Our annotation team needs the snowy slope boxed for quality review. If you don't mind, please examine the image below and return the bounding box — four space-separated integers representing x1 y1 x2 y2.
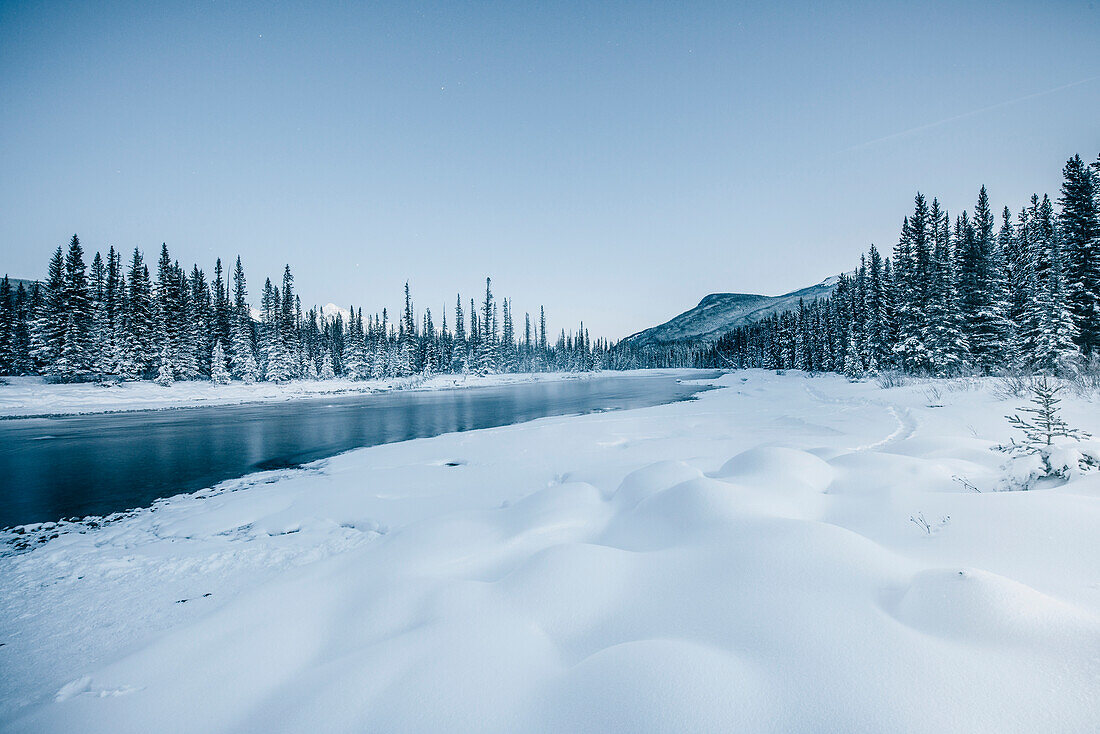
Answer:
2 371 1099 733
625 276 840 346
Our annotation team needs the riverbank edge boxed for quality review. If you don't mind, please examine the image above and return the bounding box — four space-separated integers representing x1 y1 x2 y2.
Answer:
0 369 707 420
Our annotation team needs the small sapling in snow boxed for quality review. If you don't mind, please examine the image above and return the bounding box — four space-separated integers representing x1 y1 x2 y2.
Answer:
997 376 1098 489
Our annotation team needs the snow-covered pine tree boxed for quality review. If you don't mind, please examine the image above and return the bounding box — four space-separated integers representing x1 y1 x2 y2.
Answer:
11 283 34 374
229 258 258 383
865 245 891 369
925 206 969 375
122 248 156 378
468 298 482 373
959 187 1011 372
303 346 319 379
451 295 467 373
210 340 231 384
500 298 515 371
343 308 366 380
320 349 335 379
174 265 200 380
212 259 232 362
1058 154 1100 356
1030 235 1080 376
189 265 213 378
538 306 548 371
421 308 436 375
476 279 499 375
260 279 294 382
893 198 933 372
439 307 452 370
87 252 109 376
54 235 93 380
1006 376 1090 450
400 282 417 376
0 276 13 374
153 244 183 380
98 246 124 376
154 343 175 386
280 266 301 378
843 323 863 379
1000 206 1029 364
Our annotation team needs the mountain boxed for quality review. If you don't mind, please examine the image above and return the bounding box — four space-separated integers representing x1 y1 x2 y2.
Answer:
321 303 352 323
2 277 39 292
624 277 840 347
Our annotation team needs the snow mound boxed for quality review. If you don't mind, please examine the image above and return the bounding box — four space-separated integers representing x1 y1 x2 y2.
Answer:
889 567 1100 646
613 460 705 507
604 477 750 550
716 446 835 492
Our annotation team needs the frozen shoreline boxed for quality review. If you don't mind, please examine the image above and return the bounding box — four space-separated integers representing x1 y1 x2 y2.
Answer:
0 370 666 419
2 370 1099 732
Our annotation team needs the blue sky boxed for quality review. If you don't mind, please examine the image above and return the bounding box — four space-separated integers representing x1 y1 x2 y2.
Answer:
1 1 1098 338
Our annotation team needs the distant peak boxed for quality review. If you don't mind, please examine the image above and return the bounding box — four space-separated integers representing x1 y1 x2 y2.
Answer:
322 303 352 321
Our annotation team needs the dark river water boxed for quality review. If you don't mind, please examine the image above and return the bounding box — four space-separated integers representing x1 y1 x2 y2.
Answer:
0 371 717 528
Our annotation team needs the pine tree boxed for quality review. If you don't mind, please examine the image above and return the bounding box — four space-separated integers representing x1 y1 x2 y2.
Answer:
1006 376 1090 450
280 265 300 377
451 294 467 373
99 246 124 375
865 245 891 369
12 283 33 374
1030 236 1080 375
421 309 436 375
320 350 335 380
154 244 176 375
0 276 13 374
925 209 969 375
538 306 548 370
843 323 863 379
1058 154 1100 355
475 278 499 374
400 282 416 376
260 278 293 382
230 257 257 382
1001 206 1029 363
893 198 933 372
123 249 156 378
959 187 1011 371
52 235 93 379
210 340 231 384
87 251 109 375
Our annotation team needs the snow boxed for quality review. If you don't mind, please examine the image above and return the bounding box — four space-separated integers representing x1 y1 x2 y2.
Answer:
2 370 1099 733
0 372 601 418
320 302 352 322
624 275 843 346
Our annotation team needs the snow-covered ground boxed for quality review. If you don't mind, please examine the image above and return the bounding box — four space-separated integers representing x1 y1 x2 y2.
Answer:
0 372 602 418
2 371 1099 732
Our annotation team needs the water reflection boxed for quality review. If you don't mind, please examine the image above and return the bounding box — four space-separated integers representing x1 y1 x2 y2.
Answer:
0 373 715 527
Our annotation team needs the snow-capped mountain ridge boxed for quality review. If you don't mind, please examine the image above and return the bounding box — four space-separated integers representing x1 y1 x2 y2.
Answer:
321 303 352 322
626 276 842 346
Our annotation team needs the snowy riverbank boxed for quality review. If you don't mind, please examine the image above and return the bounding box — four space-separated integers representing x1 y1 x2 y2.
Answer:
2 370 1099 732
0 371 621 418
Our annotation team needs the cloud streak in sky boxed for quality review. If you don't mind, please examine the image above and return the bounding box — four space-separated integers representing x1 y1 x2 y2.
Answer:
835 74 1100 156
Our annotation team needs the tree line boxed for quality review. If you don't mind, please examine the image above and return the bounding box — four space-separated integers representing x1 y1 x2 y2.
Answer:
694 153 1100 378
0 245 614 382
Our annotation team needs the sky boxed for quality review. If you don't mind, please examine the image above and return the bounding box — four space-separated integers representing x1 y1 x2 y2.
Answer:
1 1 1098 340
